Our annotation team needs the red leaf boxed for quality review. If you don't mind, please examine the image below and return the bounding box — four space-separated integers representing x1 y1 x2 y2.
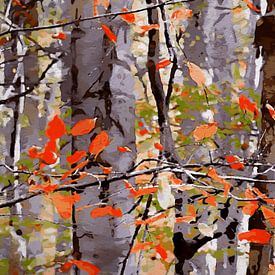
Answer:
70 260 100 275
28 146 39 158
156 59 172 70
239 95 259 118
131 241 153 253
60 262 73 273
266 104 275 120
120 8 136 23
71 118 97 136
90 206 123 218
155 244 168 260
100 165 112 174
225 155 245 170
101 24 117 43
124 181 158 198
238 229 271 244
154 142 164 151
45 115 66 140
66 151 87 165
38 140 58 165
243 0 261 12
117 146 132 153
61 160 89 180
51 193 80 219
89 131 110 158
138 129 149 136
193 123 218 141
52 32 67 40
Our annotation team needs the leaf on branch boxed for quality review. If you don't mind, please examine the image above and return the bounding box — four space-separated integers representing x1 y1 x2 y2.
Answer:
193 123 218 141
171 8 193 20
154 142 164 151
155 244 168 260
124 180 157 197
117 146 132 153
242 188 258 216
187 62 206 87
175 205 196 223
131 241 153 253
52 32 67 40
239 95 259 118
140 24 160 33
61 160 89 180
156 59 172 70
238 229 271 244
243 0 261 12
29 183 58 193
51 193 80 219
90 206 123 218
266 104 275 120
45 115 66 140
120 8 136 23
100 165 112 174
261 206 275 227
89 131 110 159
252 187 275 205
208 167 231 197
225 155 245 170
71 118 97 136
60 261 74 272
135 213 167 225
66 150 87 165
138 129 150 136
101 24 117 43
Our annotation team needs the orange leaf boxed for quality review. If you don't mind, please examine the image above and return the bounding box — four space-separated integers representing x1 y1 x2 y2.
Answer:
39 140 58 165
51 193 80 219
239 95 259 118
140 24 160 33
45 115 66 140
266 104 275 120
208 167 231 197
131 241 153 253
71 260 100 275
133 187 158 197
175 216 195 223
193 123 218 141
120 8 136 23
155 244 168 260
135 213 167 225
261 206 275 227
242 188 258 216
101 24 117 43
117 146 132 153
62 172 88 185
28 146 40 158
100 165 112 174
238 229 271 244
156 59 172 70
0 37 9 46
61 160 89 180
154 142 164 151
187 62 206 87
171 8 193 20
29 183 58 193
52 32 67 40
71 118 96 136
252 187 275 205
225 155 245 170
66 151 87 165
205 195 217 207
89 131 110 158
90 206 123 218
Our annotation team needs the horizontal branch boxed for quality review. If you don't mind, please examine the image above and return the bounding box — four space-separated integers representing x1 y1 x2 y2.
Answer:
0 0 193 37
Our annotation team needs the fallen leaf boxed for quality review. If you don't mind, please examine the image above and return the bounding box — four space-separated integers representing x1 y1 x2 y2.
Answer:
193 123 218 141
71 118 96 136
187 62 206 87
89 131 110 158
101 24 117 43
156 59 172 70
45 115 66 140
238 229 271 244
120 8 136 23
90 206 123 218
66 151 87 165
